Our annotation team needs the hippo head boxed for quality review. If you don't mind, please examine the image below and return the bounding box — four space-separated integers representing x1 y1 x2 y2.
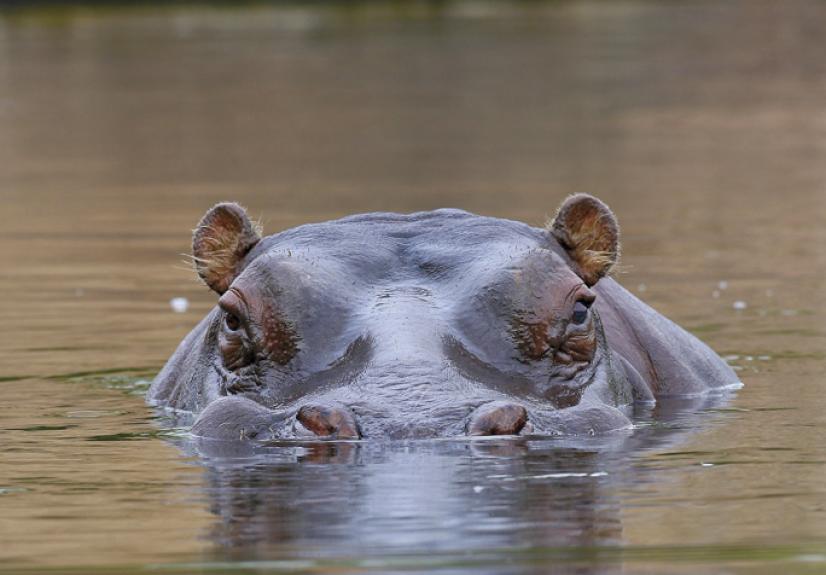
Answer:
150 195 637 440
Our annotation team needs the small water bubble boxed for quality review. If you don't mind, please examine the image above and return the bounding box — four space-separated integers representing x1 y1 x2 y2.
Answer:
473 486 485 494
745 356 754 361
637 283 647 293
757 355 771 361
732 300 747 311
712 290 720 299
169 297 189 313
718 280 729 290
700 462 714 467
795 554 826 563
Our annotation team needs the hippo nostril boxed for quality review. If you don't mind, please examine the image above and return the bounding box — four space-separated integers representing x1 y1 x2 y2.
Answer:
295 403 361 439
467 401 529 436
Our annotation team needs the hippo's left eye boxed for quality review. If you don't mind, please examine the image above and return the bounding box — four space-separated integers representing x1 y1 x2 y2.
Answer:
225 313 241 332
572 300 591 325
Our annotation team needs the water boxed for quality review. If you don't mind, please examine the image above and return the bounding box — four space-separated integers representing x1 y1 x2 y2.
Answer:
2 1 826 572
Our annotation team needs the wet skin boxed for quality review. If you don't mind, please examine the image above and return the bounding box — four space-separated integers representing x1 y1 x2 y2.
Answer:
148 195 739 440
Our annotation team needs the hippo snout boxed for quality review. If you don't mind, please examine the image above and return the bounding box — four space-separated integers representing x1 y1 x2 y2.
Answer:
466 401 530 436
291 400 531 440
289 400 532 440
294 403 361 440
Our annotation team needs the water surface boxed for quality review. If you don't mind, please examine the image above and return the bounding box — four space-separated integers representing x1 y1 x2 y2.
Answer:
2 1 826 573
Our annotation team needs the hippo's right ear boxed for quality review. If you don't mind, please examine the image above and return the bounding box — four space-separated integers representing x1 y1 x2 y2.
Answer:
192 203 261 294
548 194 620 286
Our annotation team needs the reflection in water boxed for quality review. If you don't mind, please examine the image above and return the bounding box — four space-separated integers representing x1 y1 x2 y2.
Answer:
3 1 826 573
154 394 734 573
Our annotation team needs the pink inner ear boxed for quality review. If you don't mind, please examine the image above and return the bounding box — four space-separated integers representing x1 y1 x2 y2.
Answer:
192 203 261 294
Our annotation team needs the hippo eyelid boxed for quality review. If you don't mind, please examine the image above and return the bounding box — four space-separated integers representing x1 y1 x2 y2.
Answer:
218 288 249 318
571 283 595 304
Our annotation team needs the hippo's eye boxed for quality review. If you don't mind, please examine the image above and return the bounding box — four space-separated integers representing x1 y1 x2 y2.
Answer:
572 300 591 325
219 311 253 371
225 313 241 332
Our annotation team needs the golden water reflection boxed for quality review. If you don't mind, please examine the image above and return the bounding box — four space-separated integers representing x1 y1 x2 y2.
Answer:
2 2 826 573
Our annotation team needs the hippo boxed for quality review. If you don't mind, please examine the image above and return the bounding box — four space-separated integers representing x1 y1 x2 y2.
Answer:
148 195 739 440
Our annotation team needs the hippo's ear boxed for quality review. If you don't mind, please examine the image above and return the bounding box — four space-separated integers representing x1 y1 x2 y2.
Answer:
192 203 261 294
548 194 619 286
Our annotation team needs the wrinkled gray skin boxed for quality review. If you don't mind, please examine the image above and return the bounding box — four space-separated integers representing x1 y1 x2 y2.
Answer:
149 197 739 441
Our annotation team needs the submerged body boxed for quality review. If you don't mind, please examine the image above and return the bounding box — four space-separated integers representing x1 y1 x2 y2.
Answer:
149 196 738 440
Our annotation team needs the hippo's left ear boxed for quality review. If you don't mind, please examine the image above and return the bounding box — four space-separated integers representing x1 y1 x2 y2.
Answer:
192 202 262 294
548 194 620 286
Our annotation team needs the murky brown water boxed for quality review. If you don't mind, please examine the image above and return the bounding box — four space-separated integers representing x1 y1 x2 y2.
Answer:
2 1 826 573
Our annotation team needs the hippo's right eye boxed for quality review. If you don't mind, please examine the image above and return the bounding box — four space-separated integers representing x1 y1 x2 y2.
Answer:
219 311 253 371
225 313 241 332
572 300 591 325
